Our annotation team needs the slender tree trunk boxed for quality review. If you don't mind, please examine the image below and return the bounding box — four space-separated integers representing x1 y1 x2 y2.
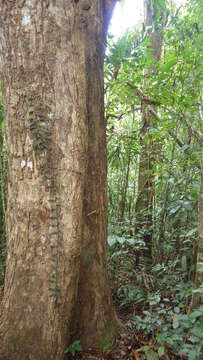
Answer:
192 157 203 307
120 153 131 221
0 1 118 359
135 0 163 263
159 139 176 261
135 122 154 259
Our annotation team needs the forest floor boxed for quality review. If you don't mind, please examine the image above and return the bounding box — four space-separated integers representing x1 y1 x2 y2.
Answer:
66 287 190 360
65 244 202 360
65 315 180 360
0 250 202 360
0 283 180 360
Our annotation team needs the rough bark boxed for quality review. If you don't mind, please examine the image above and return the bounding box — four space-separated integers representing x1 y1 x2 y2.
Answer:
0 1 118 359
0 124 5 285
71 0 119 346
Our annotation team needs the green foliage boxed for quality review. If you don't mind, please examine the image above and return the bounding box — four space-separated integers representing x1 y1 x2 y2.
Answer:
108 232 202 358
0 0 202 358
103 342 111 353
64 340 82 356
129 304 203 358
106 0 202 271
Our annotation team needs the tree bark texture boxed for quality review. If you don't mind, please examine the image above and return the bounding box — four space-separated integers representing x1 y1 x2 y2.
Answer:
0 1 118 359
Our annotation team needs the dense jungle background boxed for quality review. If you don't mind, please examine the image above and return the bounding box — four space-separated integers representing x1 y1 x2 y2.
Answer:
0 0 203 359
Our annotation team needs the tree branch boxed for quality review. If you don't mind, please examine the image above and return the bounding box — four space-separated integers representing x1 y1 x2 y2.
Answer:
127 82 203 147
127 82 160 106
148 106 184 148
180 114 203 146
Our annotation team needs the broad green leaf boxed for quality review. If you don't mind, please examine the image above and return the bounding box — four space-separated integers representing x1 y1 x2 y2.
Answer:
146 350 159 360
158 346 165 357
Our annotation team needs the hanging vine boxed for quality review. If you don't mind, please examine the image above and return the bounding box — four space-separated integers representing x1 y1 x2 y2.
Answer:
28 93 62 305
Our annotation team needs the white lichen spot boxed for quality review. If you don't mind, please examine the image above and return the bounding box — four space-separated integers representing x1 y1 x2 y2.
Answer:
21 159 26 169
48 113 53 119
22 8 31 26
22 14 31 26
41 235 46 245
27 161 33 171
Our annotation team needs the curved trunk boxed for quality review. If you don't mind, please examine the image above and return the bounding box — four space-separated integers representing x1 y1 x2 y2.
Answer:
0 1 118 359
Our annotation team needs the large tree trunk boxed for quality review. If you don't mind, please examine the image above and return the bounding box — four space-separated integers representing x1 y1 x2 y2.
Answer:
135 0 163 263
0 123 5 285
0 1 118 359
